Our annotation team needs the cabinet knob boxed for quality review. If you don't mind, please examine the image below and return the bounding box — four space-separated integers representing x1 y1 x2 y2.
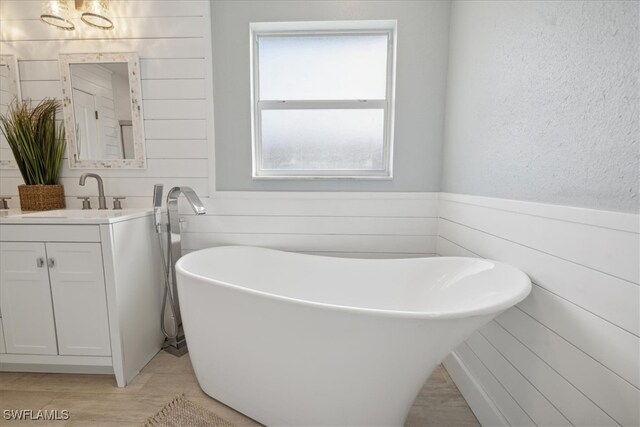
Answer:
47 258 55 268
36 257 45 268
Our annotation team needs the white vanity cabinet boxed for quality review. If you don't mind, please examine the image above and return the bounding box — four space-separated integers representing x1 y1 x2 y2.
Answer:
0 210 164 387
0 241 110 357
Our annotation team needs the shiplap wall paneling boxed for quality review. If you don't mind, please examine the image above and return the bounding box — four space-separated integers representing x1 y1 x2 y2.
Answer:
497 309 637 426
453 343 533 427
465 332 572 427
183 233 434 255
178 193 439 258
439 198 638 283
0 60 15 166
438 194 640 427
0 0 212 208
480 321 618 426
438 218 639 337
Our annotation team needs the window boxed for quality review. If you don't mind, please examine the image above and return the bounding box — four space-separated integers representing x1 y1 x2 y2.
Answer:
250 21 397 178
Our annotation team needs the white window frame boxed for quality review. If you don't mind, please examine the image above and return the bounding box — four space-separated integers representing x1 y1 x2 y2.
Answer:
250 20 397 179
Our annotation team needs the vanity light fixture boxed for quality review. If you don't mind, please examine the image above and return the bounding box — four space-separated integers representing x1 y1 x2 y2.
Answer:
40 0 113 31
40 0 75 31
79 0 114 30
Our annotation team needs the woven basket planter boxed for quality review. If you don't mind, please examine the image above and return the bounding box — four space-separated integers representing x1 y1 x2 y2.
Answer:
18 184 66 211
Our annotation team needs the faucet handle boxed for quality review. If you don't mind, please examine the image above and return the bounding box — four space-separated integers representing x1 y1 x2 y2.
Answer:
0 196 11 209
112 197 126 210
77 197 92 210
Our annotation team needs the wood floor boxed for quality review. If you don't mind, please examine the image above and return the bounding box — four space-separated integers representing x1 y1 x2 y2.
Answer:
0 351 479 426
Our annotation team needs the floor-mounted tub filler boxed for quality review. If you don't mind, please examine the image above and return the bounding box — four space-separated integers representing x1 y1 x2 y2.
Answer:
176 246 531 427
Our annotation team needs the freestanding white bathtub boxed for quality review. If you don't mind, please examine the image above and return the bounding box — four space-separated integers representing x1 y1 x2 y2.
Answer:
176 246 531 427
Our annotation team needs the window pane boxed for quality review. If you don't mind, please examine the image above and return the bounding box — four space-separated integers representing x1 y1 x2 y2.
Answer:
261 109 385 171
258 34 388 101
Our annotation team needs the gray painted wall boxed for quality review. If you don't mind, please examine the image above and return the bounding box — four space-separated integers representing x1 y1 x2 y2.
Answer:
442 1 639 213
211 0 450 191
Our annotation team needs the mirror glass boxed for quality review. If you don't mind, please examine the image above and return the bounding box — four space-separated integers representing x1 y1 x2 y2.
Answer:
0 55 21 169
60 53 146 169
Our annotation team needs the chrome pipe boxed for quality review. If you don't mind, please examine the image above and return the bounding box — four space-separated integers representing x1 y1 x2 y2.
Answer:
165 187 206 349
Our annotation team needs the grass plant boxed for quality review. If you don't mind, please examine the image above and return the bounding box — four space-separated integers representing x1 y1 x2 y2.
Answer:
0 98 66 185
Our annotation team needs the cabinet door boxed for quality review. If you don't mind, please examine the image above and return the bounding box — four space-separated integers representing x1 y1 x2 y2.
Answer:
47 243 111 356
0 242 58 355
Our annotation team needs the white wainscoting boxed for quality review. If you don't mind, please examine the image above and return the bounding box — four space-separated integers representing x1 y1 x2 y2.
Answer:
0 0 214 204
438 193 640 427
179 192 439 258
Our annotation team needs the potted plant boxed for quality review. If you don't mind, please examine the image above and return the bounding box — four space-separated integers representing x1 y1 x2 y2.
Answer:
0 98 66 211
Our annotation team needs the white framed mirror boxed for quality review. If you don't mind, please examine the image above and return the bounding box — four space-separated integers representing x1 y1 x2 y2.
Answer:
59 52 146 169
0 55 22 169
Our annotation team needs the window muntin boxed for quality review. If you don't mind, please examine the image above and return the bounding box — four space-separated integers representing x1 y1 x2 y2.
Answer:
251 21 396 178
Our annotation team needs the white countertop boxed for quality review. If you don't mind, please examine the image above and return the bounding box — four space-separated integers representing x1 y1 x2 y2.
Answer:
0 208 153 225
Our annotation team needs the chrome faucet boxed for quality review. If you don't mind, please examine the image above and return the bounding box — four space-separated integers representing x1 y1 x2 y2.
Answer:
163 186 206 352
79 173 107 210
167 187 206 215
166 187 206 288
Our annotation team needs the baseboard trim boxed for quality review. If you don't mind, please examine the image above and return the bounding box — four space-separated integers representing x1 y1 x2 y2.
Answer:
443 351 509 427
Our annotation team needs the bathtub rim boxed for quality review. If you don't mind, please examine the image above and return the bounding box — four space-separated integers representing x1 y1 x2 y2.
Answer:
175 246 531 320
